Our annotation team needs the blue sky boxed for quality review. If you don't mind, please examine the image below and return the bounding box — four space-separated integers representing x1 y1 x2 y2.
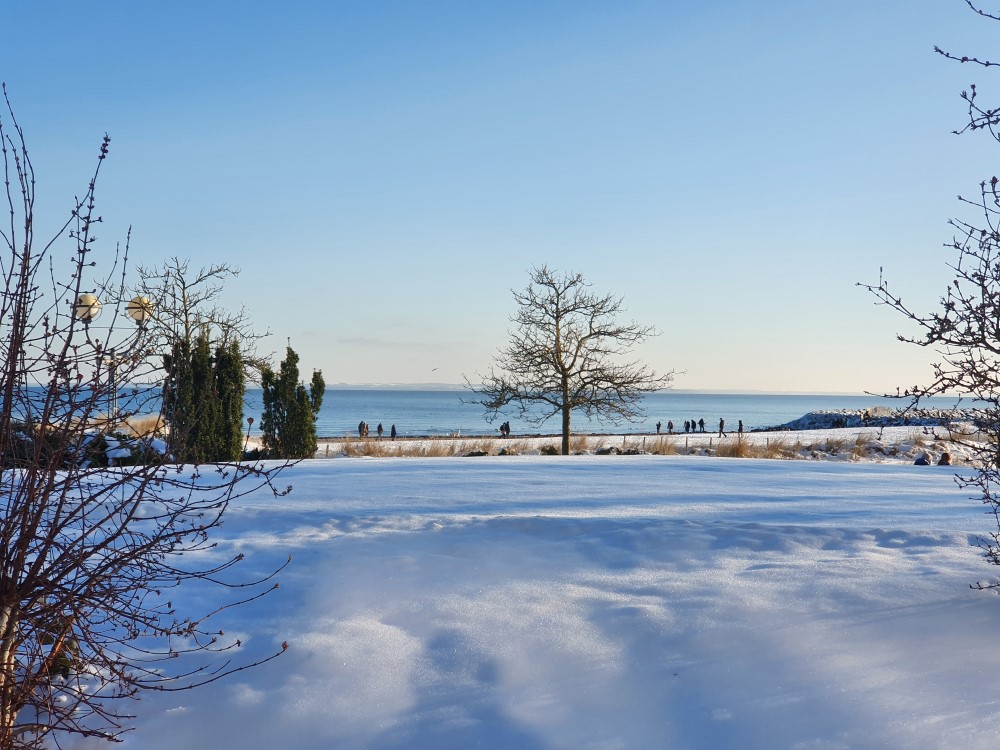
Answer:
2 0 995 392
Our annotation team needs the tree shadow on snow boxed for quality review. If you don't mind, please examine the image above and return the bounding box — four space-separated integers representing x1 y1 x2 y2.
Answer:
367 629 550 750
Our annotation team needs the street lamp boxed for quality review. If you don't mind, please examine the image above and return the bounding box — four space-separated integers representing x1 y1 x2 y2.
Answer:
71 293 156 421
125 296 153 326
74 293 102 322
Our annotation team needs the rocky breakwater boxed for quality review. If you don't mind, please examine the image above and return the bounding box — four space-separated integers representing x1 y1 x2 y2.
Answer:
764 406 985 431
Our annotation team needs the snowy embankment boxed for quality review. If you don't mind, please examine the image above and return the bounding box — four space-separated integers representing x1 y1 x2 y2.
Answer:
117 453 1000 750
314 422 977 465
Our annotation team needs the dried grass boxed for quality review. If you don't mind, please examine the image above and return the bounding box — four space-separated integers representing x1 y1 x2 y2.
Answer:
824 436 847 453
646 436 679 455
762 437 792 459
715 436 757 458
850 433 873 460
79 412 164 437
329 436 533 458
120 413 164 437
315 428 979 464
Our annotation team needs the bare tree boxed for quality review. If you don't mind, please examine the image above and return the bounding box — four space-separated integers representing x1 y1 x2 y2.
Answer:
860 2 1000 585
134 260 272 462
468 266 672 455
0 86 288 748
133 257 269 374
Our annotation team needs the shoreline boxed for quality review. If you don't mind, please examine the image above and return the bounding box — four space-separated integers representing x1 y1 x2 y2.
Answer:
314 406 986 443
310 423 975 464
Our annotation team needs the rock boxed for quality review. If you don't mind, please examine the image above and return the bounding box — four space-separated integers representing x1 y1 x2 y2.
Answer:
763 407 984 432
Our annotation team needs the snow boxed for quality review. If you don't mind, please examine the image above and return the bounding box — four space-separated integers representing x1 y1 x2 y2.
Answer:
87 443 1000 749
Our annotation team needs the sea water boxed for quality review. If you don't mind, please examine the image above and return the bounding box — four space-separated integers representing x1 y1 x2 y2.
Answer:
241 389 972 438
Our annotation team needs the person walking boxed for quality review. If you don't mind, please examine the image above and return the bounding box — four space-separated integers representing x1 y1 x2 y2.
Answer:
667 420 674 434
719 418 726 437
391 424 397 441
377 423 384 440
656 420 662 434
698 418 705 433
738 420 743 435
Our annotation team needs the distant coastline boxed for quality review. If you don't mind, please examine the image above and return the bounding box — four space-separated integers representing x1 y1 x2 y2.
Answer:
327 383 970 399
328 382 464 391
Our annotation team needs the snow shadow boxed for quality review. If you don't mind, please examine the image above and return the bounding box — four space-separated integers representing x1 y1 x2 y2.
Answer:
366 628 549 750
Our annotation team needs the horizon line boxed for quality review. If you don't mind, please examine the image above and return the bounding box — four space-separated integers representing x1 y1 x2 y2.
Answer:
307 383 965 398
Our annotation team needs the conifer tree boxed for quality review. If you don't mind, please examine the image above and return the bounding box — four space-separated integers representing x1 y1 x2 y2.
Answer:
162 338 195 460
311 368 326 417
260 346 325 459
162 331 245 462
216 339 246 461
188 329 220 463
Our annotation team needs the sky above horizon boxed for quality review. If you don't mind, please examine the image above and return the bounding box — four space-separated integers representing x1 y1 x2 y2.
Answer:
2 0 996 393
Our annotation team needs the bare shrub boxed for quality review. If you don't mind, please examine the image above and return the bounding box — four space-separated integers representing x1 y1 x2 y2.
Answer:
0 90 288 748
858 4 1000 583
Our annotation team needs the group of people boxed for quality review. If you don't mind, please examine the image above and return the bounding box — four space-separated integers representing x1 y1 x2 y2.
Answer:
498 421 512 438
914 451 952 466
656 418 744 437
357 421 397 440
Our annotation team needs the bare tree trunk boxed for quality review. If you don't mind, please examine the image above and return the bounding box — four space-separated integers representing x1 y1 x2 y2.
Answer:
561 402 571 455
0 603 17 747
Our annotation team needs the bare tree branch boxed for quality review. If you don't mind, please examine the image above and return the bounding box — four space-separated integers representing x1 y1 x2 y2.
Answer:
134 257 270 377
0 87 289 749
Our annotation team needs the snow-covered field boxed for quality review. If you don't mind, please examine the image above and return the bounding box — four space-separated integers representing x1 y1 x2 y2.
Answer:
107 440 1000 750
